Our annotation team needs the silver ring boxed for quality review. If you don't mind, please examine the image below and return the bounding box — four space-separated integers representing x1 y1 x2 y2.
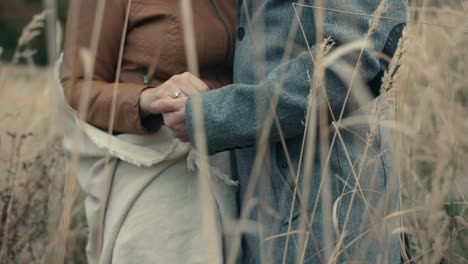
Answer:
172 90 181 99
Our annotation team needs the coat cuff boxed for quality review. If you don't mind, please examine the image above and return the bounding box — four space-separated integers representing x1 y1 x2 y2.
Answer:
121 84 156 134
185 95 216 154
185 96 197 148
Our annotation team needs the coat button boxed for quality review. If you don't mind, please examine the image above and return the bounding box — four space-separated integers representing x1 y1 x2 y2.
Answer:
237 27 245 41
281 163 288 169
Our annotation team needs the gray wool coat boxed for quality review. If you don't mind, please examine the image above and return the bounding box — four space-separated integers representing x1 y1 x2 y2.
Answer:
186 1 407 263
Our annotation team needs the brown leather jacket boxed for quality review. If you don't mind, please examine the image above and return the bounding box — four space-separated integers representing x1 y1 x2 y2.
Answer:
61 0 235 134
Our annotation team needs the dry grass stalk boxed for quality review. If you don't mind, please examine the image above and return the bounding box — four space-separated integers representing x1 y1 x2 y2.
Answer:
180 0 221 263
391 6 468 263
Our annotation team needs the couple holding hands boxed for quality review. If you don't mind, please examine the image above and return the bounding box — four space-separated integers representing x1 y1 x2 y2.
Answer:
60 0 407 263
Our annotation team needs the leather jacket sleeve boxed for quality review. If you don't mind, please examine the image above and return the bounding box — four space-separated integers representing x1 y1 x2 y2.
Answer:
61 0 153 134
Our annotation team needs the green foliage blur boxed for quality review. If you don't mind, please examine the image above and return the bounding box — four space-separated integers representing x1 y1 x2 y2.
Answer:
0 0 69 66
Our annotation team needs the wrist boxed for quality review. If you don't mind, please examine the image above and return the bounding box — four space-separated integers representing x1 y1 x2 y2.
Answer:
138 87 154 118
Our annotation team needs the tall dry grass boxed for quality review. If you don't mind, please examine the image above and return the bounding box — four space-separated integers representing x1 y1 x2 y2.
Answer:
391 7 468 263
0 11 86 264
0 1 467 264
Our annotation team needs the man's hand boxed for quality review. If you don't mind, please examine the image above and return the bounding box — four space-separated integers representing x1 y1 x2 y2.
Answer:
139 72 208 118
151 97 190 142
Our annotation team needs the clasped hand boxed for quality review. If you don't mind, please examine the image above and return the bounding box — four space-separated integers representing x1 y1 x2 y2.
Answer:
139 72 209 142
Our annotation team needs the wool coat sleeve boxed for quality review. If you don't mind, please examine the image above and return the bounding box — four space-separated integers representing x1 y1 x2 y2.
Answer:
186 50 335 154
185 0 406 154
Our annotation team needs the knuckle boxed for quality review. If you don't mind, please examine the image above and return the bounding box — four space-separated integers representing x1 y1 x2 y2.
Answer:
160 82 171 92
168 75 180 85
163 82 175 93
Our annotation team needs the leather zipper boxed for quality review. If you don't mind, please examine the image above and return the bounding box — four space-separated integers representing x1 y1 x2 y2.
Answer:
210 0 232 62
143 68 150 85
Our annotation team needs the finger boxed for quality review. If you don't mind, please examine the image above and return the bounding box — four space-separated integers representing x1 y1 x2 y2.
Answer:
153 82 175 100
167 89 188 99
150 97 187 114
170 72 209 95
162 110 185 128
186 73 209 92
172 125 189 142
176 77 199 96
154 80 185 99
179 84 198 96
175 91 188 98
168 74 195 96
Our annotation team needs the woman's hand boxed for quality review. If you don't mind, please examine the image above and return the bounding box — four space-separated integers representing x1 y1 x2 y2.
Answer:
139 72 209 118
167 72 210 95
139 86 174 118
